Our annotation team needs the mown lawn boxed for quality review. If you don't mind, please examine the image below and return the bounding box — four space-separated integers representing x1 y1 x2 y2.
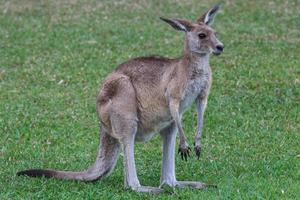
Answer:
0 0 299 199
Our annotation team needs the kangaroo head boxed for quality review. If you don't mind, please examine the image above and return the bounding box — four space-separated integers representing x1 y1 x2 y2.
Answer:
160 5 224 56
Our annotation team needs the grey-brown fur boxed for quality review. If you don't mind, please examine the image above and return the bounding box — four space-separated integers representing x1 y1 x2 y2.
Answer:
17 5 224 193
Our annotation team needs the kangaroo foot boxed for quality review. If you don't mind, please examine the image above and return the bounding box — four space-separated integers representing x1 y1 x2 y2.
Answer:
131 186 164 193
175 181 217 189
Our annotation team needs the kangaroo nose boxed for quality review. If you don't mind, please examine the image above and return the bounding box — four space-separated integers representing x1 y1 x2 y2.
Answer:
216 45 224 52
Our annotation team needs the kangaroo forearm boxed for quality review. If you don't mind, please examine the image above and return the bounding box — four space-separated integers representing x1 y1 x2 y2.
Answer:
177 122 187 146
169 101 188 145
194 98 207 145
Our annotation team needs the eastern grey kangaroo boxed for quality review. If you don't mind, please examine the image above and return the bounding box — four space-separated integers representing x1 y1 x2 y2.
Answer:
17 5 224 193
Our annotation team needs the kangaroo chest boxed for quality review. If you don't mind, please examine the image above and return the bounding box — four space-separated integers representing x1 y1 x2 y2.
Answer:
180 69 211 113
136 57 211 141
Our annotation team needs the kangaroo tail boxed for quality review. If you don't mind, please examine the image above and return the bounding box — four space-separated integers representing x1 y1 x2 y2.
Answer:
17 127 120 182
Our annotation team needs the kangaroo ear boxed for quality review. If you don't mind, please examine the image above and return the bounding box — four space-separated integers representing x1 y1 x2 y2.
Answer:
197 4 220 25
160 17 194 32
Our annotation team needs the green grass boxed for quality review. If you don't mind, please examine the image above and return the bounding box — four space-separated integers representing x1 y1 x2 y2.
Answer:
0 0 299 199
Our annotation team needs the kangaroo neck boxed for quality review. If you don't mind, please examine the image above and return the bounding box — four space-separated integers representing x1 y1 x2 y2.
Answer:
187 53 209 70
179 52 210 77
182 38 210 72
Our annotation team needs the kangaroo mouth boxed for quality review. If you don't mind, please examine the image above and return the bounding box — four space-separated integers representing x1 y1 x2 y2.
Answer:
213 51 222 56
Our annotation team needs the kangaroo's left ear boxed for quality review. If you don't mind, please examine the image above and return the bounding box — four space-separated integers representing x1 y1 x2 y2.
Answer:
160 17 194 32
197 4 220 25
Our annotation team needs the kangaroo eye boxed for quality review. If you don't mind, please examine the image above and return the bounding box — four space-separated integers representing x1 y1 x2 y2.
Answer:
198 33 207 39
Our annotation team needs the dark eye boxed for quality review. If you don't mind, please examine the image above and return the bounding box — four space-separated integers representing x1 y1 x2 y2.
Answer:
198 33 207 39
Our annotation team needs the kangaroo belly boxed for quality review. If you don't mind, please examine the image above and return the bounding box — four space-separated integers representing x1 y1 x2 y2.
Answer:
135 105 173 142
136 119 173 142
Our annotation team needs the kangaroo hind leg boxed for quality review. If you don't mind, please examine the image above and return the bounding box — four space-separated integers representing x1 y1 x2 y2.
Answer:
111 115 163 193
160 123 215 190
108 76 163 193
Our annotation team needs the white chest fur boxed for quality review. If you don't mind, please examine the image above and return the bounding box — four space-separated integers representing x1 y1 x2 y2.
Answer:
180 55 210 113
180 76 209 112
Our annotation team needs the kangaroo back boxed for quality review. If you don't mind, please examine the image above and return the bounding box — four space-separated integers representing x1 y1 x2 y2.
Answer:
17 127 120 181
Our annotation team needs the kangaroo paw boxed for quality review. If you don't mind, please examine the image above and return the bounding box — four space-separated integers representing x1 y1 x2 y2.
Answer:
178 145 191 161
194 144 202 159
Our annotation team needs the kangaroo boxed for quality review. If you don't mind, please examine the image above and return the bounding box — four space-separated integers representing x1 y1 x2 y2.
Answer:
17 5 224 193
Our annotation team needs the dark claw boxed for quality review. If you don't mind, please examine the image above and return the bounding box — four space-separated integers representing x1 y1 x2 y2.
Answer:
194 145 201 160
207 184 218 188
178 146 191 161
